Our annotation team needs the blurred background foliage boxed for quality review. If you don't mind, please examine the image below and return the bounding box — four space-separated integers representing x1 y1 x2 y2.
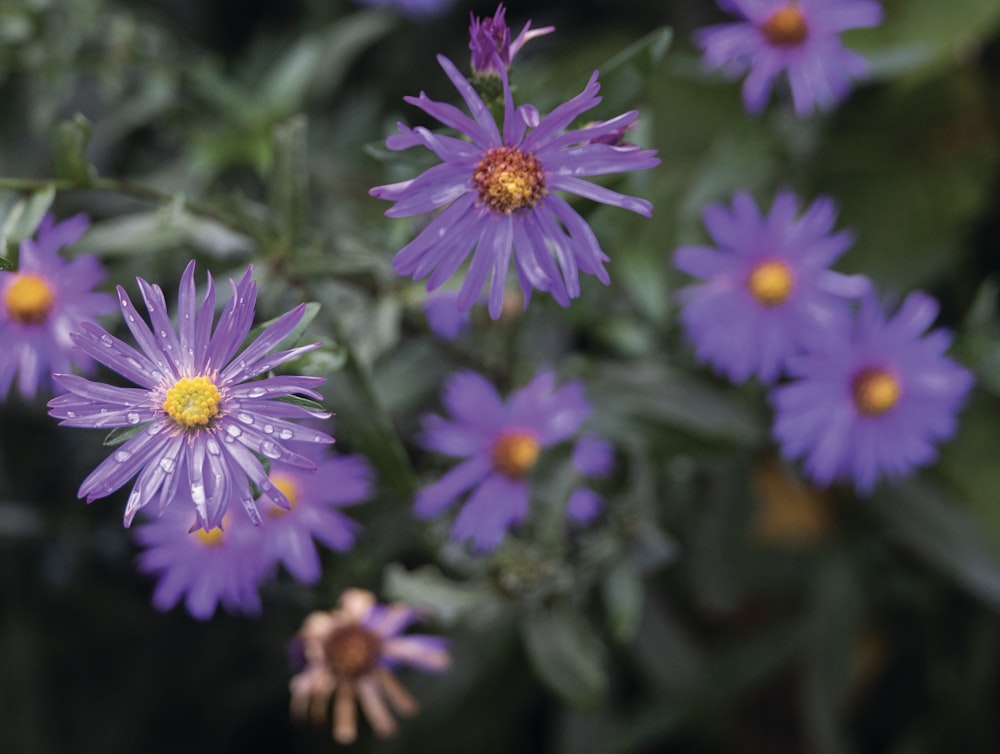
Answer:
2 0 1000 752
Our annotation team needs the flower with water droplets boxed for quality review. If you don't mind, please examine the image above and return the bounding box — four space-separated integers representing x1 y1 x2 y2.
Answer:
414 370 596 550
674 190 869 384
370 55 659 318
695 0 883 116
133 499 271 620
469 3 555 77
48 260 334 529
770 291 973 492
0 214 114 400
289 588 451 744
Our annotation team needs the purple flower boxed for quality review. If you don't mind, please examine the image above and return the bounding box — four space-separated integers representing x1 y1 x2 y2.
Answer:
414 370 591 551
256 446 372 583
48 260 334 529
0 214 114 400
134 501 271 620
573 434 615 477
354 0 456 19
423 290 472 340
771 292 974 492
469 4 555 77
695 0 883 116
567 487 603 525
370 55 659 319
290 588 451 744
674 190 869 384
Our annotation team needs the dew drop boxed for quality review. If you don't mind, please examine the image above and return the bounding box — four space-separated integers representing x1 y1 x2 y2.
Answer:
278 429 293 440
159 330 167 338
66 410 77 418
159 458 176 473
260 441 281 459
247 387 266 398
206 438 221 456
114 450 132 463
100 333 114 347
263 424 274 435
236 413 254 425
225 424 242 438
146 423 163 436
191 482 206 507
126 412 141 425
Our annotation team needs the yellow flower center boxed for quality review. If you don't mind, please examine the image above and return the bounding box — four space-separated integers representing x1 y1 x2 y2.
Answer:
193 526 224 547
4 273 55 324
747 259 794 306
162 376 222 429
267 472 300 517
473 145 547 214
490 430 541 479
325 625 382 679
851 368 901 417
760 3 809 47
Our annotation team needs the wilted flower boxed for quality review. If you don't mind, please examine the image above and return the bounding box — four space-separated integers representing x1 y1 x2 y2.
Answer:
771 291 974 492
48 260 333 529
134 500 271 620
0 214 114 400
469 3 555 77
257 447 372 583
695 0 883 116
415 370 605 550
370 55 659 318
674 190 869 383
289 588 451 744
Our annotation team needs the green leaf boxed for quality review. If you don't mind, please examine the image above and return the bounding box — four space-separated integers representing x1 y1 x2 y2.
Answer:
0 187 56 248
0 256 13 271
50 113 96 184
596 26 673 113
383 563 495 626
273 393 328 414
269 115 309 252
521 604 608 709
103 423 150 447
601 560 645 643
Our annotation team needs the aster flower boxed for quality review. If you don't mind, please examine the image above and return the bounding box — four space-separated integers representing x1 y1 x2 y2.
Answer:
0 214 114 400
370 55 660 319
289 588 451 744
423 290 472 340
354 0 456 19
414 370 593 551
771 291 973 493
674 190 869 384
469 3 555 77
567 434 615 525
695 0 883 116
257 447 372 583
133 499 271 620
47 260 334 529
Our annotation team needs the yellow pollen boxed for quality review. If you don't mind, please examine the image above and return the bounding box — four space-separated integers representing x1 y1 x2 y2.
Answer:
4 273 55 324
747 260 794 306
326 625 382 679
760 4 809 47
852 368 902 417
473 145 547 214
193 526 224 547
162 376 222 428
267 473 300 518
490 431 541 479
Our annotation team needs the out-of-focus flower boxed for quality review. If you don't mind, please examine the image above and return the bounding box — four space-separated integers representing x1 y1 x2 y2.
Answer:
423 290 472 340
370 55 659 318
771 292 974 492
674 190 868 383
414 370 592 550
354 0 456 20
469 3 554 77
566 434 615 524
134 500 271 620
257 447 372 583
48 260 333 529
289 588 450 744
0 214 114 400
694 0 883 116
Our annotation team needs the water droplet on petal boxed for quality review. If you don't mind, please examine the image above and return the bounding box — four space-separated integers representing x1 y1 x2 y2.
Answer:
226 424 242 438
191 482 206 507
159 458 176 473
114 450 132 463
126 412 141 425
260 441 281 459
278 429 293 440
66 410 76 418
263 424 274 434
247 387 267 398
100 333 114 347
237 413 254 425
206 438 221 456
146 423 163 436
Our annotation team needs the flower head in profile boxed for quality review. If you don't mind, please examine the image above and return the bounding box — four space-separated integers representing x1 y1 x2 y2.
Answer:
695 0 883 116
771 292 973 492
370 55 659 319
0 214 114 400
289 588 451 744
133 499 271 620
257 446 372 583
469 4 555 77
674 190 869 384
48 260 334 529
414 370 595 550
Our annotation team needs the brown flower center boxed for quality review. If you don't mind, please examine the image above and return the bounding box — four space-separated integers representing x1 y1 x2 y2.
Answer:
490 430 541 478
4 273 55 324
747 259 794 306
473 145 546 214
326 625 382 679
851 367 901 417
760 4 809 47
